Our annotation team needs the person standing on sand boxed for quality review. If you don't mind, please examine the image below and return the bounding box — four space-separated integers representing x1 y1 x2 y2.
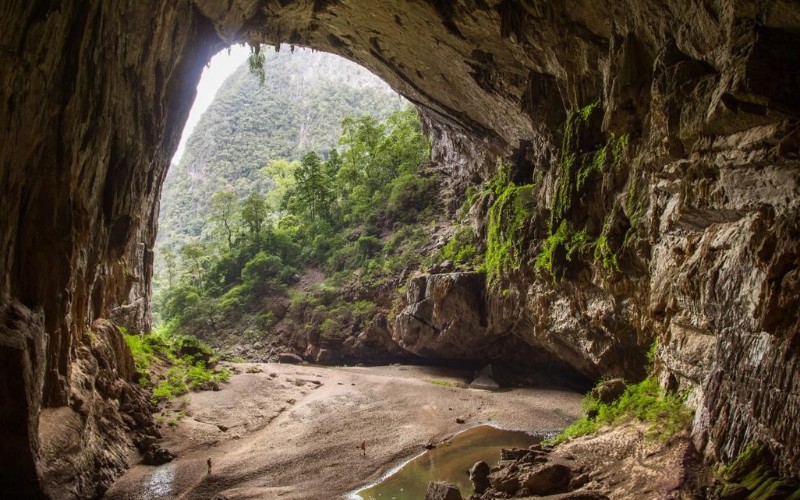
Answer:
207 457 212 474
359 441 366 456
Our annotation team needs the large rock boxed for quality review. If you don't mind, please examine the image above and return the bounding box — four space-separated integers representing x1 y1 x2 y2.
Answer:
424 481 462 500
2 0 800 495
393 272 490 358
469 461 491 494
278 353 304 364
37 320 156 497
591 378 627 404
488 465 521 494
143 445 176 466
470 365 501 390
519 462 573 495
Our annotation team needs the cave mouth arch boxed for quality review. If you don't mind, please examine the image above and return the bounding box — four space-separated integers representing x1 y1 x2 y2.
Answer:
155 41 594 391
2 0 800 496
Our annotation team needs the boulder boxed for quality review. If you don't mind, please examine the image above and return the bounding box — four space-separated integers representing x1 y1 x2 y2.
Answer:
488 465 520 494
590 378 627 404
469 461 491 493
143 445 176 465
424 481 462 500
470 374 500 390
519 462 572 495
428 260 455 274
499 448 529 460
393 273 489 359
470 364 505 390
278 353 304 364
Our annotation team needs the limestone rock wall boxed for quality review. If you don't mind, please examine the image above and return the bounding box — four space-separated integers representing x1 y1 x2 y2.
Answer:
1 0 798 495
0 1 223 495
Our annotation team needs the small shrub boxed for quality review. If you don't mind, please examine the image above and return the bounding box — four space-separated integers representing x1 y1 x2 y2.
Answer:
440 226 480 266
125 331 230 404
548 377 692 444
124 334 154 376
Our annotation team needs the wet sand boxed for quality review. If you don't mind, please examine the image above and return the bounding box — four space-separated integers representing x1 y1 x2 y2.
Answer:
104 363 582 500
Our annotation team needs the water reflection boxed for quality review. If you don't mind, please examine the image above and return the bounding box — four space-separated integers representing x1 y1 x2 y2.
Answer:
142 462 176 499
355 425 539 500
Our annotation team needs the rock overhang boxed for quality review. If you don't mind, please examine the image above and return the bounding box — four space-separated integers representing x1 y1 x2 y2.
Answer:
1 0 799 496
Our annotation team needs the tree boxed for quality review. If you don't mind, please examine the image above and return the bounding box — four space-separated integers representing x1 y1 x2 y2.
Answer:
286 151 334 223
338 115 385 192
325 148 342 179
261 159 299 214
242 191 268 242
161 246 177 289
241 251 283 294
210 190 239 250
180 241 208 290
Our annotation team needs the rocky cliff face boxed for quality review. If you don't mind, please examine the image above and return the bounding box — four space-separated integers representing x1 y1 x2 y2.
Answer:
1 0 798 496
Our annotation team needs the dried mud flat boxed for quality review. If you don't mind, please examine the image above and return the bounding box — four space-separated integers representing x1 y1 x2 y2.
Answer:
104 363 583 500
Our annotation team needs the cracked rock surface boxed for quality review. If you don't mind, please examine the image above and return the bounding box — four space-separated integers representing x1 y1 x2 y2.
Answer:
1 0 798 495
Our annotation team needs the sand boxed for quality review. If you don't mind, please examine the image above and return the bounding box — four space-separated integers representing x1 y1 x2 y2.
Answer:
104 363 583 500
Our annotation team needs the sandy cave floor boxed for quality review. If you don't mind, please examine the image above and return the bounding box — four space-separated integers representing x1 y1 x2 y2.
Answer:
104 363 583 500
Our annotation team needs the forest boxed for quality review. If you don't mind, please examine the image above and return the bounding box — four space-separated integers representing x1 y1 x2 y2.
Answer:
154 107 438 351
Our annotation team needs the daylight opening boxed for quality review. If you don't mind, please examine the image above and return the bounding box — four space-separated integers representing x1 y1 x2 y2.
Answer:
144 43 593 380
111 44 593 500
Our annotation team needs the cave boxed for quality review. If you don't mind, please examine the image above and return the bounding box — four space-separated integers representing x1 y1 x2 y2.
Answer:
1 0 798 497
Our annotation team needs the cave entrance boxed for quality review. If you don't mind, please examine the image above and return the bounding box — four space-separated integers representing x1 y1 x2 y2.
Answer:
152 44 414 362
151 41 593 390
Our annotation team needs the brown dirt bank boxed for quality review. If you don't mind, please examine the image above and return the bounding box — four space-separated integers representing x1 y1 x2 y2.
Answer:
104 363 583 499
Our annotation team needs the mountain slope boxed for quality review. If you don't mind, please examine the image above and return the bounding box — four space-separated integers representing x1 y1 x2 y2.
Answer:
157 48 404 250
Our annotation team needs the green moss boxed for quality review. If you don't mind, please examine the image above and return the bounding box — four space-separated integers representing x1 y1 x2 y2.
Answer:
646 339 659 366
534 220 595 283
549 100 600 231
487 158 513 195
593 214 620 272
124 333 155 376
611 133 629 172
548 377 693 445
719 443 800 499
456 186 479 219
576 144 606 191
485 182 535 283
622 154 644 251
429 378 467 388
429 379 455 387
593 235 620 272
440 225 481 266
536 103 631 281
578 100 601 121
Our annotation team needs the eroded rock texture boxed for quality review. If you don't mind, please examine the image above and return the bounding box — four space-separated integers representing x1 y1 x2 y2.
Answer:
1 0 798 495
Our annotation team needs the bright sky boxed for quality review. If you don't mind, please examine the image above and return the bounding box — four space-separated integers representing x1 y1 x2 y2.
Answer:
171 44 250 165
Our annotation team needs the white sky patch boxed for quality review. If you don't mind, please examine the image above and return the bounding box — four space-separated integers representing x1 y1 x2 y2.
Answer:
171 44 251 165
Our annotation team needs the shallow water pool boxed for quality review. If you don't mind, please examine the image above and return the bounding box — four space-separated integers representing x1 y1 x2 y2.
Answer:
355 425 540 500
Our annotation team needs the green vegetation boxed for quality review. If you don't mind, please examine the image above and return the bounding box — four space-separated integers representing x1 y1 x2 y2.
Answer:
485 182 535 283
428 379 467 388
247 44 266 85
155 105 437 345
548 377 692 444
440 226 480 266
549 100 599 232
157 48 403 263
534 100 630 282
124 332 231 403
717 442 800 499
